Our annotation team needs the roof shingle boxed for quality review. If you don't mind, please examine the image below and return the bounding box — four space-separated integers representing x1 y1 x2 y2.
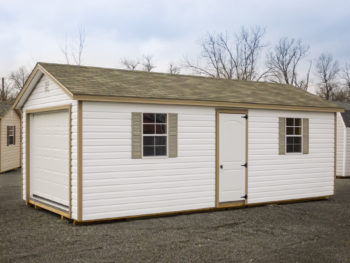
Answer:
39 62 340 110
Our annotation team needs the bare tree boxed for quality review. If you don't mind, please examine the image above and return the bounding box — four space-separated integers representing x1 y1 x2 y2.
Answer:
0 77 11 101
121 58 139 70
60 25 86 65
185 26 266 80
168 63 181 75
294 61 312 91
142 55 156 72
343 63 350 90
9 66 29 91
315 53 340 100
265 38 310 89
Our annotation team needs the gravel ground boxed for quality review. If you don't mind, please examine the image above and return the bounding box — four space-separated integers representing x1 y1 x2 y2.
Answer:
0 169 349 263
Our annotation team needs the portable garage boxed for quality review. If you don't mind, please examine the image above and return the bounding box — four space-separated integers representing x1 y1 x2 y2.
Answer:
336 102 350 177
14 62 342 223
0 100 21 173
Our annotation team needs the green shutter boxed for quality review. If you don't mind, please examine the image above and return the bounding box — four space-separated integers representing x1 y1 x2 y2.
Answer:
302 118 309 154
131 112 142 159
168 113 178 158
279 117 286 155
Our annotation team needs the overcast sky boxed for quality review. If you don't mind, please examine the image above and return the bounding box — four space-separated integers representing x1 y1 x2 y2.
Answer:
1 0 350 82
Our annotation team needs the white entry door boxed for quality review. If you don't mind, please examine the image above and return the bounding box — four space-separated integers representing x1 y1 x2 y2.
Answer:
29 110 69 211
218 113 246 203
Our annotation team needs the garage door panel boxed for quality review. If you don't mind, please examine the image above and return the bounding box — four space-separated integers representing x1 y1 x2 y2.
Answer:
33 169 69 185
29 110 70 211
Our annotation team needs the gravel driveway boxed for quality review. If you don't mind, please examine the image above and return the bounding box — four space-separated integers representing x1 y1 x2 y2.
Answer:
0 169 349 263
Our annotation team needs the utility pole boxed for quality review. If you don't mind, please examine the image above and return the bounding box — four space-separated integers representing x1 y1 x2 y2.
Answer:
1 77 7 101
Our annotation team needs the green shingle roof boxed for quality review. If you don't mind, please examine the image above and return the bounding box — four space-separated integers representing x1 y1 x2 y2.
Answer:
39 62 340 110
0 100 13 118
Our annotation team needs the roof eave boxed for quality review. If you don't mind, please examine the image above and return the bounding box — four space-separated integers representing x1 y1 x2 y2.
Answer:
73 94 344 113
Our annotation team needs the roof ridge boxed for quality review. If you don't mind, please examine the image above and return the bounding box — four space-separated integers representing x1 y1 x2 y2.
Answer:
38 62 295 87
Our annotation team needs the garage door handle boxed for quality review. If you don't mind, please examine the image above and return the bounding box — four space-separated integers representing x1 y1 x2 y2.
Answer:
220 165 223 169
241 163 247 168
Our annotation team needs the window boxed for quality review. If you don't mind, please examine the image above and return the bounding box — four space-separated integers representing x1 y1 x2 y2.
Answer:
286 118 302 153
7 126 15 146
143 113 167 156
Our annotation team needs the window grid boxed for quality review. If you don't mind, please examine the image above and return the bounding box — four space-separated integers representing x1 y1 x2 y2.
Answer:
8 126 15 146
142 113 168 157
285 118 302 153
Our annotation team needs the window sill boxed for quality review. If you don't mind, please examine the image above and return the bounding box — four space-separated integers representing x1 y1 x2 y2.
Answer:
142 156 168 159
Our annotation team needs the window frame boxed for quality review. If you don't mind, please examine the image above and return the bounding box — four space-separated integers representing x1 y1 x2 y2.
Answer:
7 126 15 146
141 113 168 158
285 118 303 154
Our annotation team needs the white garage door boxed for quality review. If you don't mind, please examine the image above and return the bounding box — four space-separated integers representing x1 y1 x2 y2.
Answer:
29 110 69 211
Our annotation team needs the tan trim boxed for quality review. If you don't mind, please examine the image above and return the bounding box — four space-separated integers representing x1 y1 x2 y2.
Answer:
334 112 337 194
26 104 72 114
25 114 30 204
28 200 70 218
245 112 248 203
12 67 41 109
247 196 330 207
216 200 245 209
74 95 344 113
25 104 72 218
68 105 72 218
76 195 330 224
37 64 74 98
215 109 248 208
77 101 83 221
215 111 219 207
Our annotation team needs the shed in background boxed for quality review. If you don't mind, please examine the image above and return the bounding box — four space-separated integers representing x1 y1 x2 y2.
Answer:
0 100 21 173
336 102 350 177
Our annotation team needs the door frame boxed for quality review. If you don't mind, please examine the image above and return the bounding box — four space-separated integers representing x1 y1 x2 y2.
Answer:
25 104 72 219
215 109 248 208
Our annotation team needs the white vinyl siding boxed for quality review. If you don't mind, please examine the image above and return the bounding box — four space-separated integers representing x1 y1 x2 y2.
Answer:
247 109 334 204
336 113 346 177
82 102 215 221
21 75 78 219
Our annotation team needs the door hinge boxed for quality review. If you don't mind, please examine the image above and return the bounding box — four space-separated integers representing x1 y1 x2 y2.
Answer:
241 194 247 199
241 163 248 168
241 114 248 119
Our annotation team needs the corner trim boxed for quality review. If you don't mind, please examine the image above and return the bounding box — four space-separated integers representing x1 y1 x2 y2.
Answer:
77 101 83 221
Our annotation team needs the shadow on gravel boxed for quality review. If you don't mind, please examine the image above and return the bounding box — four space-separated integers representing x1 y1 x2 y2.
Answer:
0 169 349 263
